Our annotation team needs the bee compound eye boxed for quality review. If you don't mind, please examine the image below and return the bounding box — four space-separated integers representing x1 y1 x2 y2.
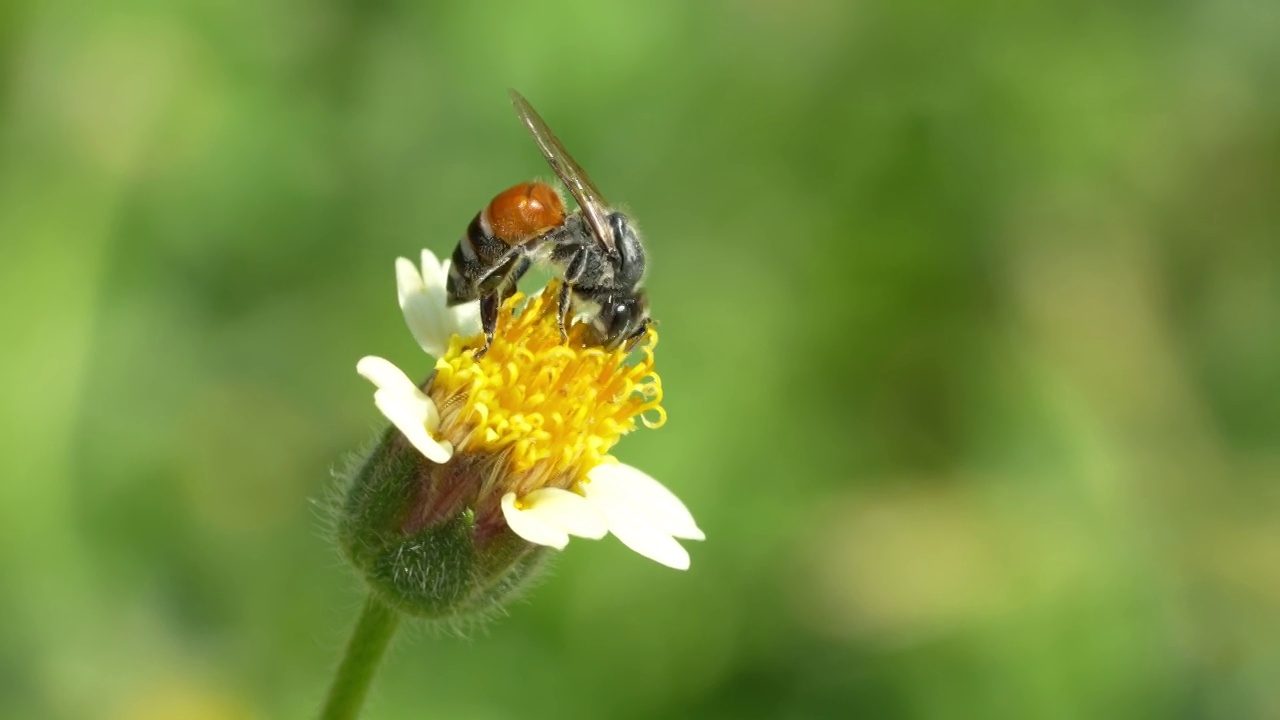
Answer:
607 300 636 342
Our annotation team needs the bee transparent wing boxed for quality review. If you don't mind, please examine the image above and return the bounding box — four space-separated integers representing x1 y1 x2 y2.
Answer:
508 89 616 253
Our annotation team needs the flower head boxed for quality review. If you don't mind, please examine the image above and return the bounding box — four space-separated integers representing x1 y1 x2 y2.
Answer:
339 251 702 618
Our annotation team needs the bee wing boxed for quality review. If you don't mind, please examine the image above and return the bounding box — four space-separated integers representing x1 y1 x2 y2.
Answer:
509 89 616 254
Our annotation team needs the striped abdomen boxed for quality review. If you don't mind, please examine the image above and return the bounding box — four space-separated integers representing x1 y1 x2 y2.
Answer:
446 182 566 305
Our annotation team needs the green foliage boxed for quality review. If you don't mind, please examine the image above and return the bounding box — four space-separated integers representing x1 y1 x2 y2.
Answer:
1 0 1278 718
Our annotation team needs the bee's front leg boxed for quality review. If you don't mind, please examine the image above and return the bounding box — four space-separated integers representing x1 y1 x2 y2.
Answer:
623 318 649 353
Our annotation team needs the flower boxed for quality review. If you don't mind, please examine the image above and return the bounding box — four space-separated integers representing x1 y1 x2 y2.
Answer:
356 251 703 570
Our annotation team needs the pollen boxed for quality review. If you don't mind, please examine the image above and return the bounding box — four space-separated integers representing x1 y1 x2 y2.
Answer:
427 281 665 496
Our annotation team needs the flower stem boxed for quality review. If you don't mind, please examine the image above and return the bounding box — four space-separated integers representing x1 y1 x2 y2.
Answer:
320 594 402 720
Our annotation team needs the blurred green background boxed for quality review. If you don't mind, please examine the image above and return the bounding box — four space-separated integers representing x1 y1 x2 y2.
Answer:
2 0 1279 718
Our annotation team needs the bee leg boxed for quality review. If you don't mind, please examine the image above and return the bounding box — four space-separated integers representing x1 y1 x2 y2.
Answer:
555 248 588 343
556 282 573 342
562 247 588 284
475 293 500 359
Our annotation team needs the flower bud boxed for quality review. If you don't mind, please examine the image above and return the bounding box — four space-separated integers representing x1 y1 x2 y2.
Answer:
336 422 550 619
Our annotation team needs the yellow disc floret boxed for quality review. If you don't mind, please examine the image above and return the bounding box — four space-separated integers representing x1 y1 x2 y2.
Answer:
428 281 665 496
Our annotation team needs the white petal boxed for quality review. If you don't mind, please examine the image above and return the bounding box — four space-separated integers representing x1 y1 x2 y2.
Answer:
356 356 419 396
420 249 449 291
397 252 472 357
395 256 426 306
520 487 607 539
579 481 691 570
586 463 705 541
400 289 454 359
357 356 452 463
434 255 481 339
372 388 453 463
502 492 569 549
449 299 482 340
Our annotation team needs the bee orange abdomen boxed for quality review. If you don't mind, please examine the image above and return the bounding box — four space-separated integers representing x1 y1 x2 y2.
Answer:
484 182 566 244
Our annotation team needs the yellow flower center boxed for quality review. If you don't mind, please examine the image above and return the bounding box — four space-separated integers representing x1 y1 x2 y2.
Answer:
428 282 665 496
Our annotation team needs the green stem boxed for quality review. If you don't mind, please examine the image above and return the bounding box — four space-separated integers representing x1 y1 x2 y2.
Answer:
320 594 402 720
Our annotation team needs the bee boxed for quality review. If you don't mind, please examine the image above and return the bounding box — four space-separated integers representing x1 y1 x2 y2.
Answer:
445 90 650 357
